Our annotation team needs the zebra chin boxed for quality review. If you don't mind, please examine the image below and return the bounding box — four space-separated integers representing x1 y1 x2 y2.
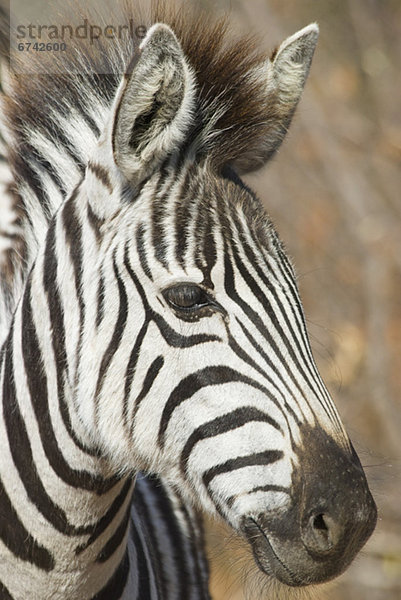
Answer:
241 505 376 587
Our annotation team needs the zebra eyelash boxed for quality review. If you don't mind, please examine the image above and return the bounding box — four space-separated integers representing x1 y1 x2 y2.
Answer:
162 283 223 321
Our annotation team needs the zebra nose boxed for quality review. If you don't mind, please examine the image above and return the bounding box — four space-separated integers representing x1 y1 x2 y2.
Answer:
301 512 342 554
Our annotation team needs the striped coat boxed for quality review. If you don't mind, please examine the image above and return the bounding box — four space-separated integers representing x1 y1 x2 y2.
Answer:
0 2 376 598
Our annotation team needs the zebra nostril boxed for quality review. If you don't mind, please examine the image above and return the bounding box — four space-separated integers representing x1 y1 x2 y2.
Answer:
302 512 341 554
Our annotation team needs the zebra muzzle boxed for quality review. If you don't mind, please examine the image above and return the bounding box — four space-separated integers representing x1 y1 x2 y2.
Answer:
242 497 376 586
240 432 377 586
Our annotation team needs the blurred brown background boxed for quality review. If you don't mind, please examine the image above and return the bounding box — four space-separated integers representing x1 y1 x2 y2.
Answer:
204 1 401 599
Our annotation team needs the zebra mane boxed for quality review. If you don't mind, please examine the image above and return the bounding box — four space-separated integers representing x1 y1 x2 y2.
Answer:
4 0 275 180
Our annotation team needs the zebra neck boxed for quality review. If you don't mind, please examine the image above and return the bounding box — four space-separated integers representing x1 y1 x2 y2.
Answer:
0 256 137 599
0 324 136 597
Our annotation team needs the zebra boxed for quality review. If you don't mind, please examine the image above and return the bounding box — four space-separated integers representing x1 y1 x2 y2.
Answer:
0 2 377 599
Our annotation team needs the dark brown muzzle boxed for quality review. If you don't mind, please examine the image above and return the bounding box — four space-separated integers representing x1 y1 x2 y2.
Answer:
242 431 377 586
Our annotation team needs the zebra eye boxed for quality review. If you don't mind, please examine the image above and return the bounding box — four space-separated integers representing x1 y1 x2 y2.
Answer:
163 284 210 312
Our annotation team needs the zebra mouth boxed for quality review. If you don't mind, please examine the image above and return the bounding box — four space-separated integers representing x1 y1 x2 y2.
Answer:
242 517 300 586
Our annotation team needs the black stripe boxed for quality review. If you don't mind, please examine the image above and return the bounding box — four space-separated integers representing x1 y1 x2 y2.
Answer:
45 122 84 171
180 406 283 477
3 332 92 536
267 242 345 434
0 333 55 571
0 479 55 572
225 324 284 390
231 241 302 367
201 205 217 288
64 95 101 138
203 450 283 490
222 241 311 421
130 356 164 435
174 492 210 597
76 104 101 138
87 161 113 193
96 273 105 329
145 476 191 599
158 366 280 449
44 221 97 456
130 520 153 599
151 169 174 268
270 251 314 360
61 186 84 298
223 319 301 434
232 232 338 425
94 256 128 421
232 217 335 419
221 164 248 188
272 233 296 280
153 157 172 196
29 144 67 196
0 581 13 600
174 168 198 267
136 224 153 280
233 213 309 348
76 479 134 555
13 150 52 221
133 477 169 598
87 202 105 242
0 230 19 240
96 505 131 563
61 185 85 389
0 476 55 571
226 484 290 508
91 549 130 600
123 321 148 428
154 311 220 348
190 189 218 289
234 318 302 427
225 333 296 451
21 276 117 493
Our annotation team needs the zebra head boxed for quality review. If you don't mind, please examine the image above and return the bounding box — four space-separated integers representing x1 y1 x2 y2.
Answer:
72 21 376 587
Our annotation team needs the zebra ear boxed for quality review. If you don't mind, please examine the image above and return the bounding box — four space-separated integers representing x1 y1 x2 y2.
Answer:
112 24 196 184
271 23 319 99
233 24 319 174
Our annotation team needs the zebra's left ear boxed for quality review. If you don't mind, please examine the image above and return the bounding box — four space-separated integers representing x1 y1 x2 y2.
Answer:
270 23 319 98
111 24 196 184
232 23 319 174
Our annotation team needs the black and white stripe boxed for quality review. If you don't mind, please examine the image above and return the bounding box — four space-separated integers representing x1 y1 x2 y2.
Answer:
0 3 376 598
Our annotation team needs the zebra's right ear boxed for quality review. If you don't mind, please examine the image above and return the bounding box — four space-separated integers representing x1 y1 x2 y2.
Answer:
112 24 196 184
